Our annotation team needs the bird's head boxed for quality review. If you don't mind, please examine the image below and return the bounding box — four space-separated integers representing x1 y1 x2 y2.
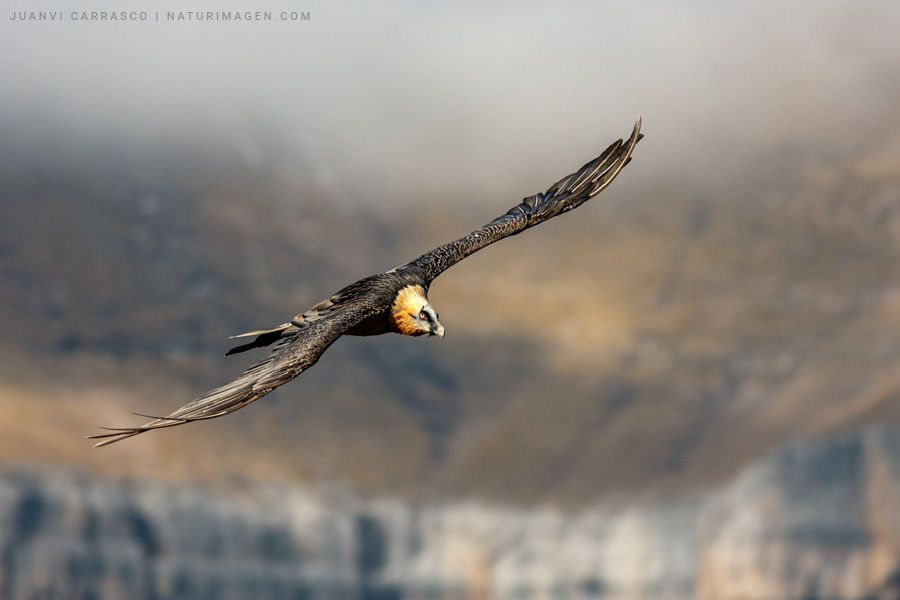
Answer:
391 284 445 338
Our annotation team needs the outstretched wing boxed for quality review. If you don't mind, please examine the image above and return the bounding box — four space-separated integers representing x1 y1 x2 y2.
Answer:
405 117 642 284
89 278 381 447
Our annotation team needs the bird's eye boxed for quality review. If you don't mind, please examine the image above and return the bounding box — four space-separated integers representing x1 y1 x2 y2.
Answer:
419 311 428 321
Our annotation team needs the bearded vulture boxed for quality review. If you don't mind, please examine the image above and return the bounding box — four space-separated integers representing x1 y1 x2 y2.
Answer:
90 118 642 447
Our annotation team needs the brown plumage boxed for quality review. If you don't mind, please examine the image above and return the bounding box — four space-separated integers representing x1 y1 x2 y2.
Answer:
89 118 642 447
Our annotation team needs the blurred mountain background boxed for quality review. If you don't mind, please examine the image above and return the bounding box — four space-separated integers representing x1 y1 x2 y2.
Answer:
2 0 900 598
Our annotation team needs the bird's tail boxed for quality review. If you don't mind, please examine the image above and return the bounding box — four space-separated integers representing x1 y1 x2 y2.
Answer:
224 323 294 356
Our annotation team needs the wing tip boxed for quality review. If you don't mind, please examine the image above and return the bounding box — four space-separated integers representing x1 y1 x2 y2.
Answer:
87 429 144 448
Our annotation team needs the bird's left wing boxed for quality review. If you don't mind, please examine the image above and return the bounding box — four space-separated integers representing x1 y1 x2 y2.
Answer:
404 118 642 285
89 278 381 447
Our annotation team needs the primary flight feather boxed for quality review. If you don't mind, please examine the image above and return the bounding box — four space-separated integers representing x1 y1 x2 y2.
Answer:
90 118 642 447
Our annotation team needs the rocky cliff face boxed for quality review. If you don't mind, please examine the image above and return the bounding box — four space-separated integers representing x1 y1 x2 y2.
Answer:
3 427 900 600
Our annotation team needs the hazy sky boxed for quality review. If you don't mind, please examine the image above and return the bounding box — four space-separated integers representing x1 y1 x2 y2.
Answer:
3 0 899 205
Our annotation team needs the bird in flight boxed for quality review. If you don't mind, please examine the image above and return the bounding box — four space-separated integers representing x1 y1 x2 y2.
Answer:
90 118 642 447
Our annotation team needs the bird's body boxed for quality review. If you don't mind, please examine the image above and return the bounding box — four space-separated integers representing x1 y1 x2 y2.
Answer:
90 118 642 447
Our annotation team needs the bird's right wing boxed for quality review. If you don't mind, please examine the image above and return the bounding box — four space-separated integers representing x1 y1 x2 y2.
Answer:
405 117 642 284
89 279 381 447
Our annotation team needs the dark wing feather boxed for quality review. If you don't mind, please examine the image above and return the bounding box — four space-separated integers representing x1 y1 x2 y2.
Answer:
89 279 381 447
404 117 642 284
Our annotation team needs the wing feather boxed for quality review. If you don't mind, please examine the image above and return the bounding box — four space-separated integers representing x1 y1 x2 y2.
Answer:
404 118 642 283
89 282 380 447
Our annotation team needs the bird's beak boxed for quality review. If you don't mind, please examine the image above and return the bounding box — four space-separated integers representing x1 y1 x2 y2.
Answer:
432 322 445 339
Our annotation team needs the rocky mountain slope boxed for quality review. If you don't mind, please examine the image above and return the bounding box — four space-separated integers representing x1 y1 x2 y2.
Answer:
3 427 900 600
